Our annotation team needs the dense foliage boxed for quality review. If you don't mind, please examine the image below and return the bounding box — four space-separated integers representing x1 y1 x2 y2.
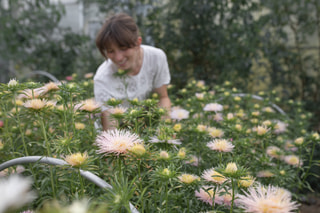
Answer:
1 0 320 128
0 77 319 212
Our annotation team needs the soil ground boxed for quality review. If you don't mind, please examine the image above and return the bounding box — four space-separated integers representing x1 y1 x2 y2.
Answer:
299 194 320 213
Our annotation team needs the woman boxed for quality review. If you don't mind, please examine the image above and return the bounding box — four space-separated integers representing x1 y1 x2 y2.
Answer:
94 13 171 130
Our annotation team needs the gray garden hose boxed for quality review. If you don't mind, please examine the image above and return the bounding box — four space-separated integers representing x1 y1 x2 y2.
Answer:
233 93 286 115
0 156 139 213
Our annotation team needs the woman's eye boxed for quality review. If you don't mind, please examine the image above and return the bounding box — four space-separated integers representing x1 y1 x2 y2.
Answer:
120 47 128 51
107 50 114 53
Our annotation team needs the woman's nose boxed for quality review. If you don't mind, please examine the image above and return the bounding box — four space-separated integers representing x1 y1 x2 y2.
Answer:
115 51 124 62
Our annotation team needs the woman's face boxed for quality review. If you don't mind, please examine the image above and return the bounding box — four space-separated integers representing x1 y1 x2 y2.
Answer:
106 37 142 72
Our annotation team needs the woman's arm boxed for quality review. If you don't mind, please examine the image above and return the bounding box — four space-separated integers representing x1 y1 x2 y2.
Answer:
101 110 117 131
153 84 171 117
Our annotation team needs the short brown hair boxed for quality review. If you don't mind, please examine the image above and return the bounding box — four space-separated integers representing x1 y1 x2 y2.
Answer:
96 13 140 58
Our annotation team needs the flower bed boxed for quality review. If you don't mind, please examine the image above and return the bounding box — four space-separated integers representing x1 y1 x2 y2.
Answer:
0 78 319 213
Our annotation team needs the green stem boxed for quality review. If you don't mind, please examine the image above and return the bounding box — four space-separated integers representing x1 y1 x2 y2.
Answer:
230 178 235 213
118 157 122 178
16 109 29 156
302 140 316 183
39 115 51 157
165 181 168 213
78 168 84 198
49 165 56 198
211 186 217 211
39 113 56 198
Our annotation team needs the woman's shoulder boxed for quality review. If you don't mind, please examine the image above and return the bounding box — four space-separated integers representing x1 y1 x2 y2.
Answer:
142 45 166 58
94 60 116 81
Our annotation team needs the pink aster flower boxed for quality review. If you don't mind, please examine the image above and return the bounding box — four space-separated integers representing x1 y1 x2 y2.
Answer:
170 108 190 121
203 103 223 112
185 155 201 166
95 129 143 156
207 139 234 152
215 189 236 207
213 113 224 122
266 146 282 159
273 120 288 134
237 183 299 213
195 186 215 206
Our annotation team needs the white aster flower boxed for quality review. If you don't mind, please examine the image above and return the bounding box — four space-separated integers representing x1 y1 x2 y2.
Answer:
95 129 143 156
237 183 299 213
203 103 223 112
0 175 36 213
170 108 189 121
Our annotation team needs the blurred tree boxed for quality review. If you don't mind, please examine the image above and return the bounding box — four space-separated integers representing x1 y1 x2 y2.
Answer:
0 0 98 82
258 0 320 128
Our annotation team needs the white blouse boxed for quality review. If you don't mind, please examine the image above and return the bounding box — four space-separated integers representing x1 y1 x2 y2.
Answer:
94 45 171 112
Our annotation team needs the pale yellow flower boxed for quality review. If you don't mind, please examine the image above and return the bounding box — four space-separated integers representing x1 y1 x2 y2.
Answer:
25 129 32 136
202 168 227 184
196 80 205 88
238 176 255 188
225 162 238 174
108 106 127 116
266 146 282 159
43 82 60 93
195 92 205 100
263 107 275 113
8 79 18 87
207 127 224 138
294 137 304 145
159 150 170 159
55 104 64 111
234 96 241 102
207 139 234 152
312 132 320 140
254 125 270 136
262 120 272 127
161 168 171 176
283 155 302 167
65 152 88 167
23 99 47 110
76 99 101 112
226 113 234 120
251 111 260 117
173 123 182 132
177 148 186 159
129 144 146 156
15 99 24 106
257 170 274 178
250 118 259 124
235 124 242 131
224 91 230 96
236 110 246 118
75 122 86 130
178 173 200 184
197 124 207 132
